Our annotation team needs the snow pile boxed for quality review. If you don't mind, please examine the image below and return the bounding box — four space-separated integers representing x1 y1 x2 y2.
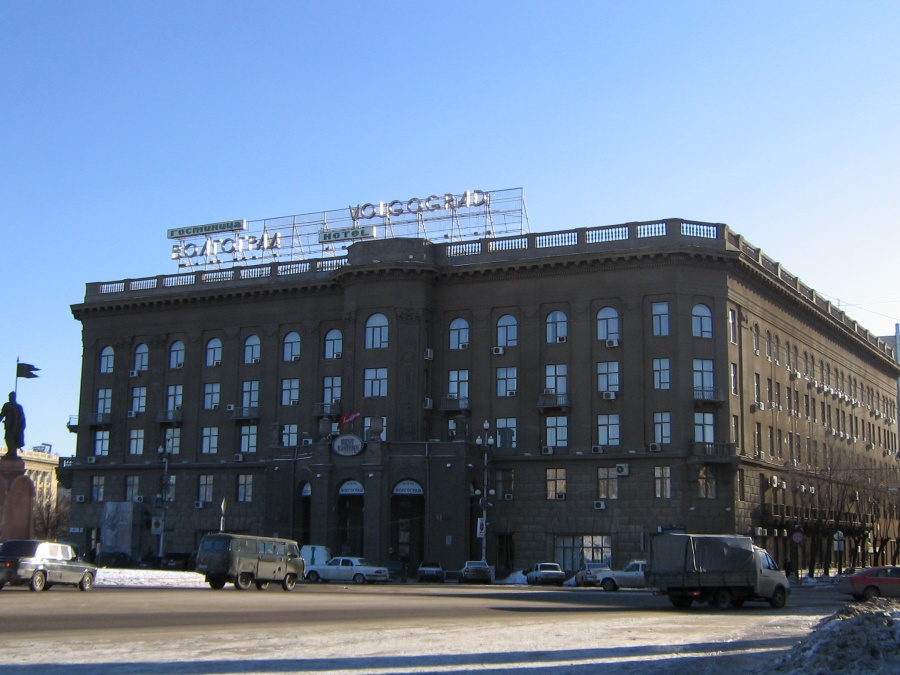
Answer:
95 567 206 588
773 598 900 675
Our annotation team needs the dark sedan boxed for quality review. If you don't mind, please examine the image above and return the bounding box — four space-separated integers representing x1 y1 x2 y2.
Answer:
838 566 900 600
458 560 492 583
0 540 97 592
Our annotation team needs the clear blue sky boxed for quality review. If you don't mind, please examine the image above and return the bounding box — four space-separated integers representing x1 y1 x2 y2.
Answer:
3 1 899 457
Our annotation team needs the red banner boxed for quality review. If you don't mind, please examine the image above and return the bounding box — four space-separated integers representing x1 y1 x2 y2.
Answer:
338 408 361 427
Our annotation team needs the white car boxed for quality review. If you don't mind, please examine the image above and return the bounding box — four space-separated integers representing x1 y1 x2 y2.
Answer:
595 560 647 591
305 556 389 584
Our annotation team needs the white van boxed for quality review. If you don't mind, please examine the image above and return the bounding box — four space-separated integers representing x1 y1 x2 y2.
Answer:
300 544 331 566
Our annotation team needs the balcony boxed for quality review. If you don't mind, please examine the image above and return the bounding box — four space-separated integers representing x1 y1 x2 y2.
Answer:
85 412 111 427
156 408 184 424
314 401 343 417
230 406 260 422
537 391 570 410
66 415 79 433
439 395 471 413
693 387 725 405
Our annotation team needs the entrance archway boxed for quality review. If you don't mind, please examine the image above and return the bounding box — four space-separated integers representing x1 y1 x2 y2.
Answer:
338 480 365 555
390 480 425 572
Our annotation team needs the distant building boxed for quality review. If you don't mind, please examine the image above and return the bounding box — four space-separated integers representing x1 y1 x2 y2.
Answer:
64 191 900 575
18 445 62 506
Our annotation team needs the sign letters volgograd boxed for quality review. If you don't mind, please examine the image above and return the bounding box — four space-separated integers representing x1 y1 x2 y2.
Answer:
349 190 489 222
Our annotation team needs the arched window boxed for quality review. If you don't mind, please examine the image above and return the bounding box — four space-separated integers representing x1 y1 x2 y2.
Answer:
99 346 115 374
449 318 469 350
206 338 223 367
596 307 620 341
785 342 792 369
169 341 185 369
691 304 713 338
244 335 261 364
765 332 772 359
496 315 518 347
283 332 301 361
365 313 389 349
752 324 760 353
133 343 149 372
773 336 780 364
324 329 343 359
546 310 568 343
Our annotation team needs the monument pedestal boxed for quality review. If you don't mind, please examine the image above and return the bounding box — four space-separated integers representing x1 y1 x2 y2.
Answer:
0 454 35 540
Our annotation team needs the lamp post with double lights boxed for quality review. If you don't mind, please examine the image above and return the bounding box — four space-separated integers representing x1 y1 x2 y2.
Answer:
474 419 496 564
155 439 174 558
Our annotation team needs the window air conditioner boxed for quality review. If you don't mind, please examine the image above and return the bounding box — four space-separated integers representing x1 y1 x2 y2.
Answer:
292 355 301 361
602 392 617 401
87 456 96 464
290 399 300 406
194 501 204 509
251 357 260 364
234 454 244 462
459 342 469 350
605 339 619 348
134 495 144 503
648 443 662 452
506 390 517 397
301 438 314 446
591 445 603 454
594 500 606 510
75 495 86 503
447 393 458 399
556 492 566 500
127 411 137 418
503 494 513 501
129 370 138 378
423 348 434 361
615 463 630 476
541 446 554 455
334 352 342 359
175 362 184 369
556 335 567 343
491 346 505 356
226 404 235 411
211 403 220 410
543 388 555 395
422 397 433 410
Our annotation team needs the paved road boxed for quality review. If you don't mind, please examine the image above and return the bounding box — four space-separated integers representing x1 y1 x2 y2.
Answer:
0 583 844 674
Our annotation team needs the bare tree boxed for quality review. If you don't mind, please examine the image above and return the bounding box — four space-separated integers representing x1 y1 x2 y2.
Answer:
33 494 70 541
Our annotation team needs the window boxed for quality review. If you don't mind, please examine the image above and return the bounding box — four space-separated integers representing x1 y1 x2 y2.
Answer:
364 368 388 397
164 427 181 455
128 429 144 456
447 317 470 350
281 423 298 447
324 329 343 358
654 466 671 499
545 364 568 394
652 358 670 390
730 363 738 395
201 427 218 454
283 332 301 361
496 315 518 347
448 370 469 398
97 388 112 414
496 367 517 397
597 467 619 499
597 414 620 446
167 384 183 411
365 313 389 349
131 387 147 414
596 307 620 341
692 359 714 399
694 412 715 444
363 416 387 442
546 468 566 499
244 335 261 364
93 430 109 457
754 374 761 403
496 418 517 448
91 476 105 502
765 331 772 359
206 338 223 366
752 325 760 353
125 476 139 502
198 475 213 503
203 383 220 410
728 309 737 343
652 302 669 336
241 380 259 408
754 423 762 456
240 425 258 454
698 466 717 499
653 412 671 444
731 414 739 444
281 378 300 405
169 341 185 369
495 468 514 498
237 474 253 502
546 310 568 343
99 346 115 373
323 376 342 403
133 343 149 372
596 362 620 393
692 304 713 338
545 416 568 447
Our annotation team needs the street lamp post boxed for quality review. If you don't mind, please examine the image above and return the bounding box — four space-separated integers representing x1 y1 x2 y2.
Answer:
474 419 495 564
156 441 173 558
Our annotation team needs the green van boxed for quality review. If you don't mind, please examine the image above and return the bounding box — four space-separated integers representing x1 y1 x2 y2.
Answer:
195 533 304 591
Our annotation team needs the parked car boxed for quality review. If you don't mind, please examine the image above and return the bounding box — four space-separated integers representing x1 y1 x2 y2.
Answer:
95 551 137 569
458 560 492 583
305 557 389 584
384 560 407 582
838 566 900 600
417 561 445 583
0 540 98 592
526 562 567 586
595 560 648 591
163 552 194 571
575 561 611 587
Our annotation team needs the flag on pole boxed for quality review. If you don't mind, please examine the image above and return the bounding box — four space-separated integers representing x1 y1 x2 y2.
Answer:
338 408 361 428
16 363 39 379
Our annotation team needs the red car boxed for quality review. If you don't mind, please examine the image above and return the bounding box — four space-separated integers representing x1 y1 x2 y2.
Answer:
838 566 900 600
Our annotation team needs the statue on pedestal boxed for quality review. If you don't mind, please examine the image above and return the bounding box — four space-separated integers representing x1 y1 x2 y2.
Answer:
0 391 26 458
